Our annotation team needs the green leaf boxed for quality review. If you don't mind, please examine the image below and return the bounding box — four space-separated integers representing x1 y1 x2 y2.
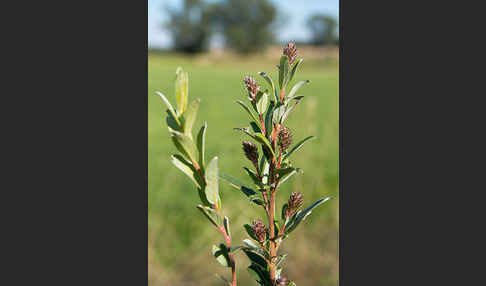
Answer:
196 122 207 170
248 264 269 285
197 187 212 207
165 110 181 132
265 101 275 138
289 282 296 286
273 104 286 124
244 224 259 241
287 80 310 100
279 168 303 185
288 58 303 84
182 98 200 138
196 205 223 227
285 197 332 234
243 249 268 270
249 196 265 206
242 238 259 249
156 91 180 126
243 167 260 185
276 167 299 178
223 216 231 237
280 99 302 124
278 56 290 90
234 127 257 140
284 136 316 160
254 133 277 162
175 67 188 115
258 72 278 102
170 154 202 189
255 91 269 114
205 157 220 205
170 130 199 164
250 122 261 134
212 244 231 267
261 160 270 185
242 239 270 260
236 100 259 124
219 172 258 197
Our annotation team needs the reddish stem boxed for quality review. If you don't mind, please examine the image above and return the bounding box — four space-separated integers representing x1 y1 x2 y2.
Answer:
218 226 237 286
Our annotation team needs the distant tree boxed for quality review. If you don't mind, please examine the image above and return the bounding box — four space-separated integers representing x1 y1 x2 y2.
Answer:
166 0 212 53
307 14 339 46
210 0 277 54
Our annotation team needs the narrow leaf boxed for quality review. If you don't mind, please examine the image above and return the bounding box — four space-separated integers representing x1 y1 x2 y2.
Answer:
254 133 277 162
205 157 220 205
197 205 223 227
279 168 303 185
278 56 290 89
170 154 201 189
285 196 332 234
244 224 259 242
212 244 231 267
223 216 231 237
170 130 199 164
256 91 269 114
265 101 275 138
196 122 207 170
243 249 268 270
258 72 278 102
288 58 303 83
261 160 270 185
287 80 310 99
156 91 180 126
236 100 259 124
175 67 188 114
284 136 316 160
219 172 258 197
234 127 257 140
242 238 259 249
243 167 260 185
182 98 200 137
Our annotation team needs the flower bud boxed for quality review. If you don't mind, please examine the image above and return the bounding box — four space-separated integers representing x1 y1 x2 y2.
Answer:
277 277 290 285
251 219 267 243
283 42 298 66
242 141 259 168
243 76 259 102
278 126 293 153
285 192 303 217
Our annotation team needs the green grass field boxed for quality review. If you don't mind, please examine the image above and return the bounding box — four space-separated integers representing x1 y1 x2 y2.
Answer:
148 51 339 286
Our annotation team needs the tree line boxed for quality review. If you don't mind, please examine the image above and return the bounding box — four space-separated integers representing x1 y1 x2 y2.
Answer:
164 0 338 54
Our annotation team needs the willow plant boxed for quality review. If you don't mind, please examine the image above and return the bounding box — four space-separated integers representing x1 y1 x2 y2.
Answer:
156 43 331 286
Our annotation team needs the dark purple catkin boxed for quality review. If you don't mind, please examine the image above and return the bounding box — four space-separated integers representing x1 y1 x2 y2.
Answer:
243 76 259 102
252 219 267 243
278 126 293 153
242 141 259 168
285 192 303 217
283 42 298 66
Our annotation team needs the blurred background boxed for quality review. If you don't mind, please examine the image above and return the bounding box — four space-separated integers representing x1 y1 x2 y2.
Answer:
148 0 339 285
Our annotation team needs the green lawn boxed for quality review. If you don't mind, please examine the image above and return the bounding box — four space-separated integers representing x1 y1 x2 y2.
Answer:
148 52 339 286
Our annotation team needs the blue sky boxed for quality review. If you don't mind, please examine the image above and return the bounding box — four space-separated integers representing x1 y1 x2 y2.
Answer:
148 0 339 48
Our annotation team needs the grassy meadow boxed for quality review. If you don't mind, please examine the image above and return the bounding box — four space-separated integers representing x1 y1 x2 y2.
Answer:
148 49 339 286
